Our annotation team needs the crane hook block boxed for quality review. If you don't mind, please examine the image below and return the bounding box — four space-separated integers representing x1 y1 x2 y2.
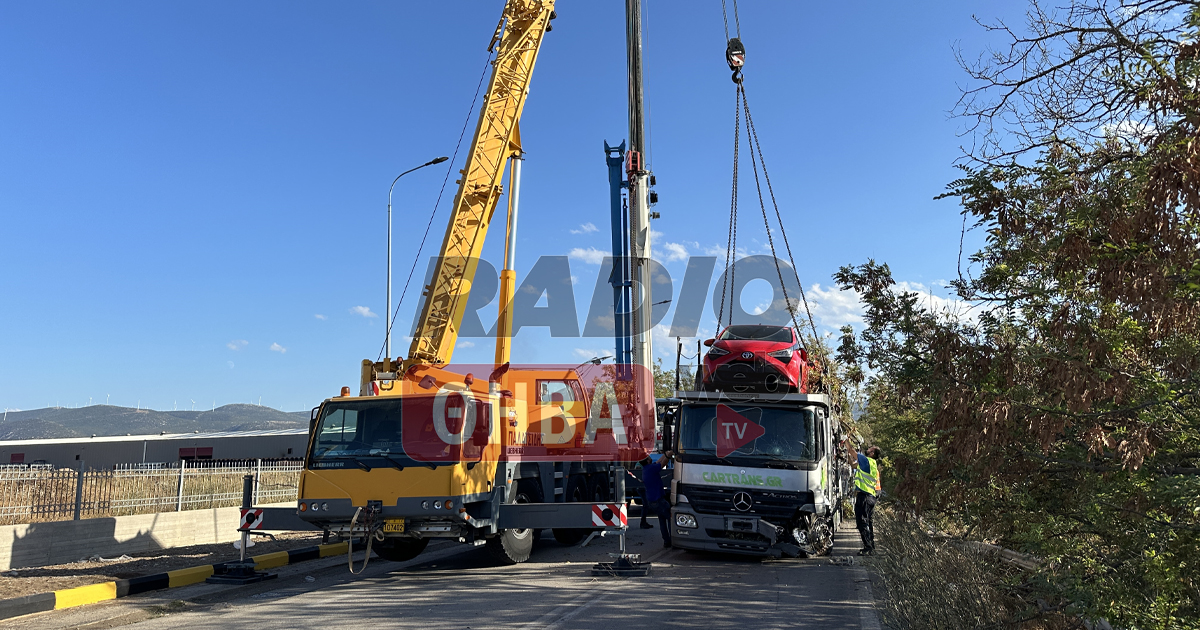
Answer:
726 38 745 71
726 38 745 83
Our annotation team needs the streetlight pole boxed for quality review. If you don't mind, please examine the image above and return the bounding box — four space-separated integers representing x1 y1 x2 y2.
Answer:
387 156 449 361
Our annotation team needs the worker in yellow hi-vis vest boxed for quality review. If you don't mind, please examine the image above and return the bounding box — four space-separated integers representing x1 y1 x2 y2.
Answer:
846 440 882 555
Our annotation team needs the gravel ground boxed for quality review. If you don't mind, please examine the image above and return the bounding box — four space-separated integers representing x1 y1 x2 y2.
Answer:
0 532 326 599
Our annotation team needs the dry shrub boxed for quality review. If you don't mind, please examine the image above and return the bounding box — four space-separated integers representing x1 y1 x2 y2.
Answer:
871 509 1039 630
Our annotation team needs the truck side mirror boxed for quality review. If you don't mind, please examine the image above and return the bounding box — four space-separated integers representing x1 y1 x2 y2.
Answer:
703 339 715 347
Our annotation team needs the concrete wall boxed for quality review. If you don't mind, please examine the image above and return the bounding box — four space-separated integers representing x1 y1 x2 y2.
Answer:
0 502 291 570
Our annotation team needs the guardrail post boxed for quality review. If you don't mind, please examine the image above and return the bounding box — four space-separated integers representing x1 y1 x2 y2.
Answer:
253 459 261 505
176 459 186 512
73 460 85 521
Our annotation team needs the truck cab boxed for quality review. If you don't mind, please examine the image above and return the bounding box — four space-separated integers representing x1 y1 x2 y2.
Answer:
667 391 843 558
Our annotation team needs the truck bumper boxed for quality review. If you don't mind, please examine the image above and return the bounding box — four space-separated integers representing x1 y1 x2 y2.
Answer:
297 496 484 538
669 506 799 558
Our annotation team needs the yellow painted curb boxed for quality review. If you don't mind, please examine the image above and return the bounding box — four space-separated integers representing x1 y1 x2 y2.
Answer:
167 565 215 588
54 582 117 610
250 551 291 570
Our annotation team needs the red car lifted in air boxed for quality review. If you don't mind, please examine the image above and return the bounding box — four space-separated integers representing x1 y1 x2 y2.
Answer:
698 325 818 393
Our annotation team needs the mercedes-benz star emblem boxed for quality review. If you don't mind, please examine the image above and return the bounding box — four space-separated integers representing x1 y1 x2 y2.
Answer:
741 351 754 359
732 491 753 512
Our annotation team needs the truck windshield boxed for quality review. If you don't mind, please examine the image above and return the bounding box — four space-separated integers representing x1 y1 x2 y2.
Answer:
308 399 421 469
676 403 815 463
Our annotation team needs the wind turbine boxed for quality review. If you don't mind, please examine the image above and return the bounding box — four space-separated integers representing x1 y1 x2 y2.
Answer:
190 400 196 411
106 394 110 405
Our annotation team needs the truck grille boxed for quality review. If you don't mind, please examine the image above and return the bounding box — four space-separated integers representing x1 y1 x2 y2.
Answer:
680 484 809 520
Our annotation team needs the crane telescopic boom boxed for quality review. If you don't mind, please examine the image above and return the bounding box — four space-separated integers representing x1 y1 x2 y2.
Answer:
404 0 555 370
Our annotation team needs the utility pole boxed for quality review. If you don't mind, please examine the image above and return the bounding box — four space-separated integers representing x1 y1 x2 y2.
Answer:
626 0 654 376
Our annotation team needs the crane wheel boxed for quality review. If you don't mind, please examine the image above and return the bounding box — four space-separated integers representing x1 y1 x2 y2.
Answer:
552 475 589 545
486 480 539 564
374 538 429 562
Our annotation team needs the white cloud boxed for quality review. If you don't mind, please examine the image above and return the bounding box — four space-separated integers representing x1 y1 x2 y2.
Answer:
1104 119 1156 143
807 284 866 331
457 340 475 349
648 229 690 263
270 343 287 353
573 348 610 360
895 282 977 322
570 222 599 235
568 247 607 265
227 339 248 351
659 241 689 263
803 281 976 334
314 314 328 321
350 306 377 318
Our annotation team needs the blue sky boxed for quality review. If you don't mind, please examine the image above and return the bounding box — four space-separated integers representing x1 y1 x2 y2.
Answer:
0 1 1016 413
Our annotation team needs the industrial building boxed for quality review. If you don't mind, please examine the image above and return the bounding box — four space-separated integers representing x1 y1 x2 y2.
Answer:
0 429 308 469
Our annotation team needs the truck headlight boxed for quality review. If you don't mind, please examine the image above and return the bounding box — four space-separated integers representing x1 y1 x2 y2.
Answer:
675 513 697 529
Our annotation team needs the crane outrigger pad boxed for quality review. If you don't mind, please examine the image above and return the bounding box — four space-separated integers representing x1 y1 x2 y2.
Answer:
592 555 652 577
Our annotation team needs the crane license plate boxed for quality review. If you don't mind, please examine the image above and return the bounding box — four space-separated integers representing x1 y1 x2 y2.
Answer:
382 519 405 533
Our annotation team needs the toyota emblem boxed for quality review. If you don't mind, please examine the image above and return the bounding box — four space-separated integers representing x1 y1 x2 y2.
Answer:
741 351 754 359
732 491 753 512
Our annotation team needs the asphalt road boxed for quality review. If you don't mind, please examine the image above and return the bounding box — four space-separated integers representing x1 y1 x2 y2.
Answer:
3 518 881 630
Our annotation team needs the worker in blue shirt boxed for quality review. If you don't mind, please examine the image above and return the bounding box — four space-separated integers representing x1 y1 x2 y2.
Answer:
640 451 672 548
847 440 882 555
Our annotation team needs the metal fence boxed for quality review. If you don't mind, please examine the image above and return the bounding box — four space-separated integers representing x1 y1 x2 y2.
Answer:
0 460 302 526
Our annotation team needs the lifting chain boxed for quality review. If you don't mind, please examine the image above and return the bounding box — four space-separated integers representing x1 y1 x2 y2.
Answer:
715 2 822 360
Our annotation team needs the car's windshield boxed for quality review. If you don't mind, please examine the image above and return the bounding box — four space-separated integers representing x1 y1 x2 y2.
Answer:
676 403 815 462
718 325 794 343
309 399 420 468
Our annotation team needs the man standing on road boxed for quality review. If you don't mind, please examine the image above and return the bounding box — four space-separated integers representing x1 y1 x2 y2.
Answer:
641 451 672 548
847 441 882 555
625 467 655 529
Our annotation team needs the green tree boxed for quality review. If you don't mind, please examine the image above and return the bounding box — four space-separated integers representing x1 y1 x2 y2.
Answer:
651 358 692 399
836 2 1200 627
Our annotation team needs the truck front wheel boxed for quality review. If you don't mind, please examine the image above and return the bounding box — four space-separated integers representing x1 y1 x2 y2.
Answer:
486 480 538 564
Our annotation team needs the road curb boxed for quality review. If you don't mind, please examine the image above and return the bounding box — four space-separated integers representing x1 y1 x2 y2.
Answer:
0 541 349 621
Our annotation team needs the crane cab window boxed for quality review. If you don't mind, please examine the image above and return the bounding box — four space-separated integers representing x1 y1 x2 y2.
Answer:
538 380 583 405
318 408 360 445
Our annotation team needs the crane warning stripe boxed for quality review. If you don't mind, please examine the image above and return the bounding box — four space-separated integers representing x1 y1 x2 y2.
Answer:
239 508 264 530
591 503 628 528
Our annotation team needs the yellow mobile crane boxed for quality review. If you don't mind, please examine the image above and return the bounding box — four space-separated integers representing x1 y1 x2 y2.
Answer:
294 0 647 565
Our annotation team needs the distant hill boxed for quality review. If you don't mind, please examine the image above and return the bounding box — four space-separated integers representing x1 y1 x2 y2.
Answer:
0 404 309 440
